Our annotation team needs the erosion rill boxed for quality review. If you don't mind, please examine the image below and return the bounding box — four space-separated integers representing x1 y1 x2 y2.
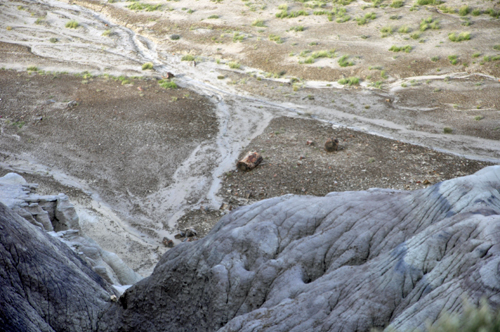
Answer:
2 166 500 331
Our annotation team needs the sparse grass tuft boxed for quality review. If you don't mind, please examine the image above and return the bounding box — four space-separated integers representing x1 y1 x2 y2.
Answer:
49 37 58 43
389 45 412 53
207 15 219 19
181 54 195 61
398 25 411 33
338 77 360 86
227 62 241 69
65 20 79 29
443 127 453 134
416 0 441 5
290 26 305 32
494 45 500 51
380 26 393 37
448 55 458 65
431 56 440 61
410 33 421 39
27 66 38 72
448 32 471 42
269 34 284 44
356 12 376 25
474 115 484 121
472 52 481 58
102 29 111 37
458 5 470 16
159 79 178 89
390 0 404 8
142 62 154 70
471 8 481 16
252 19 265 27
338 55 354 67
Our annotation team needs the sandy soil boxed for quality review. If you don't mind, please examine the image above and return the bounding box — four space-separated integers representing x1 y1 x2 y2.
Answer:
0 0 499 276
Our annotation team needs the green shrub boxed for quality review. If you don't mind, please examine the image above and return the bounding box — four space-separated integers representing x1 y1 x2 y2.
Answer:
487 9 500 18
65 20 79 29
493 45 500 50
269 34 284 44
207 15 219 19
458 5 470 16
431 56 440 61
252 19 265 27
380 26 393 37
336 15 351 23
290 25 305 31
472 52 481 58
49 37 58 43
448 32 471 42
181 54 195 61
27 66 38 71
417 0 441 5
338 77 360 86
356 12 376 25
391 0 404 8
471 8 481 16
443 127 453 134
410 33 421 39
142 62 154 70
227 62 240 69
448 55 458 64
338 55 354 67
398 25 411 33
159 79 177 89
170 34 180 40
389 45 412 53
102 29 111 37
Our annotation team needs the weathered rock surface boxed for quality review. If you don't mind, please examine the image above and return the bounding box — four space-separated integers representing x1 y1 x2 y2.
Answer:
0 202 115 332
0 173 142 287
100 166 500 332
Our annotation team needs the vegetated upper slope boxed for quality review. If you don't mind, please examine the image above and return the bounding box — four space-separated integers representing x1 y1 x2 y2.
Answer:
86 0 500 82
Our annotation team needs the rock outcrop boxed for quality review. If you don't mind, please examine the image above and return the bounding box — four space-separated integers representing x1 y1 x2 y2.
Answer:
0 173 142 288
2 167 500 332
0 201 115 332
100 166 500 332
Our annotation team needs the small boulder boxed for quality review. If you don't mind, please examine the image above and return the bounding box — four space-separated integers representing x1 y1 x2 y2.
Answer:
324 138 339 152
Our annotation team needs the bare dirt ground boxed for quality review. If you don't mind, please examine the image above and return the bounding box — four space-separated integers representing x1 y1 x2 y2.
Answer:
0 0 499 276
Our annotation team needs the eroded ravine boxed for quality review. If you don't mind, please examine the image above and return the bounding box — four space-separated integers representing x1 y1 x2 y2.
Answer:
1 0 499 277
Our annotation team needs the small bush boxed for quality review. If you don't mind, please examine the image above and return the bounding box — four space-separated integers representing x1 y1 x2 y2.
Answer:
102 29 111 36
448 32 471 42
417 0 441 5
170 34 180 40
471 8 481 16
49 37 58 43
389 45 412 53
492 45 500 51
269 34 284 44
391 0 404 8
65 20 79 29
398 25 411 33
431 56 440 61
290 26 305 31
410 33 421 39
159 79 177 89
227 62 240 69
338 77 360 86
474 115 484 121
380 26 393 37
472 52 481 58
458 5 470 16
252 19 265 27
338 55 354 67
443 127 453 134
35 18 44 25
448 55 458 65
439 5 455 13
142 62 154 70
207 15 219 19
336 15 351 23
181 55 195 61
27 66 38 72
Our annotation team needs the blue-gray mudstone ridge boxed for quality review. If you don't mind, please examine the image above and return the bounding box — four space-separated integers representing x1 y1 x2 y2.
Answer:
99 166 500 332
